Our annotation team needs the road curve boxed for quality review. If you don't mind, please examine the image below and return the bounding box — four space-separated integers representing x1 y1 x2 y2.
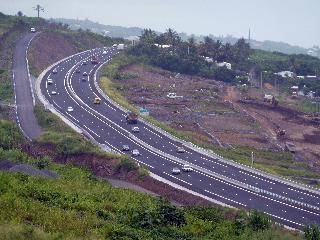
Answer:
13 32 42 140
37 47 320 229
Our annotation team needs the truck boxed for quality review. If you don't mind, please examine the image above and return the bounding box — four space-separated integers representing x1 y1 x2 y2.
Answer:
126 112 138 124
91 56 99 64
166 92 183 99
263 94 278 107
117 44 125 50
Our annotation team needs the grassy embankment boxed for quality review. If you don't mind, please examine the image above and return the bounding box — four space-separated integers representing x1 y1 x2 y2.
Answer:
0 120 304 240
99 53 320 185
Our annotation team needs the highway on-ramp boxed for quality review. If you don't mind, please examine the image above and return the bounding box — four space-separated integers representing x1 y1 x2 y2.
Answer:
37 47 320 229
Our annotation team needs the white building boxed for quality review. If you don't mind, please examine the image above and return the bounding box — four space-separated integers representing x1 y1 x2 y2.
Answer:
216 61 232 70
275 71 295 78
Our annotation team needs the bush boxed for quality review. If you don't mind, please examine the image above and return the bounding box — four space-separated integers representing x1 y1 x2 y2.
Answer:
115 157 139 173
0 120 25 149
247 210 271 231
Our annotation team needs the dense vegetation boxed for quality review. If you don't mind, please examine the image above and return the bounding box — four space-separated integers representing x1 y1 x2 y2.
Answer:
127 29 320 95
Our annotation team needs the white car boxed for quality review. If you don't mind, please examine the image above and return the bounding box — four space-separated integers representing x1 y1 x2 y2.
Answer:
51 91 57 95
102 50 107 55
182 165 193 172
131 126 140 133
52 68 58 74
172 167 181 175
30 27 36 32
67 106 74 112
47 79 53 85
132 149 140 156
177 147 185 153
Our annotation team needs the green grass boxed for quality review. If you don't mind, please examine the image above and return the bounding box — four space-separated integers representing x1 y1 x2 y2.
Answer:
278 96 319 113
0 160 303 240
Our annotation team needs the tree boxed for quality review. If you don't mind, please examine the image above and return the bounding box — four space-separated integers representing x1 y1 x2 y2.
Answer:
17 11 23 17
247 210 271 231
304 224 320 240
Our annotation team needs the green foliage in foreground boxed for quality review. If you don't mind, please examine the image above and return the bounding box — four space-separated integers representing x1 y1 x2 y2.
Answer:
0 161 303 240
0 120 25 149
0 81 13 103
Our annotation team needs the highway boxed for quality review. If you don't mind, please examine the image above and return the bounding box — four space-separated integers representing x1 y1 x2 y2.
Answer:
38 46 320 229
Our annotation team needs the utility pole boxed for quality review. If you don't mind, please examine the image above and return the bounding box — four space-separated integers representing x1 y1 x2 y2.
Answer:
260 71 263 89
33 4 44 18
248 28 251 47
251 152 254 166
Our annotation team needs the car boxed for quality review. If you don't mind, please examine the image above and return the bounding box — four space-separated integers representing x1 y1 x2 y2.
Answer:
122 145 130 151
82 61 87 65
75 69 80 73
81 77 87 82
82 72 88 76
132 149 140 156
51 91 57 95
52 68 58 74
102 50 107 55
30 27 36 33
67 106 74 112
182 165 193 172
132 126 140 133
171 167 181 175
176 147 185 153
47 78 53 85
94 97 101 104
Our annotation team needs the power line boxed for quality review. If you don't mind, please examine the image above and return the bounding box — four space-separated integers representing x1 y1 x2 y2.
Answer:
33 4 44 18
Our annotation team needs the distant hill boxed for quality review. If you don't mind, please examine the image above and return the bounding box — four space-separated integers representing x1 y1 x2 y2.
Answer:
51 18 320 58
50 18 145 38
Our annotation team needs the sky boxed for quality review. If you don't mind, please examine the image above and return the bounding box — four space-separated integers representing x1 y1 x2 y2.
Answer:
1 0 319 48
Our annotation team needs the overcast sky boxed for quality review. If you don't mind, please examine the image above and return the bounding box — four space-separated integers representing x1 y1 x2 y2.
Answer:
1 0 319 48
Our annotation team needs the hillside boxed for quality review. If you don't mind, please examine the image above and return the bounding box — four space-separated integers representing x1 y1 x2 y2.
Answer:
0 13 319 239
51 17 320 57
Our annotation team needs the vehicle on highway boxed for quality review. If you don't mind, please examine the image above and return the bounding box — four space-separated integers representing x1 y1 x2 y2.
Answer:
83 72 88 76
75 69 80 73
52 68 58 74
177 147 185 153
102 50 107 55
82 61 87 65
171 167 181 175
51 91 57 95
47 78 53 85
131 126 140 133
126 112 138 124
132 149 140 156
81 77 86 82
122 145 130 151
182 164 193 172
30 27 36 32
91 56 99 64
67 106 74 112
94 97 101 104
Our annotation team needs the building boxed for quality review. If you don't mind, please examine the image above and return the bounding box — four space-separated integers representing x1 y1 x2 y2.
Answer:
216 61 232 70
275 71 295 78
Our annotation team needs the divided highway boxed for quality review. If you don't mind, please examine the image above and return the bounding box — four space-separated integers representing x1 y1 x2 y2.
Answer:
37 47 320 229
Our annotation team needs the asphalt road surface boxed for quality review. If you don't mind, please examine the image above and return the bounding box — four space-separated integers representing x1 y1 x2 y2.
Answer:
13 33 41 139
39 47 320 229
